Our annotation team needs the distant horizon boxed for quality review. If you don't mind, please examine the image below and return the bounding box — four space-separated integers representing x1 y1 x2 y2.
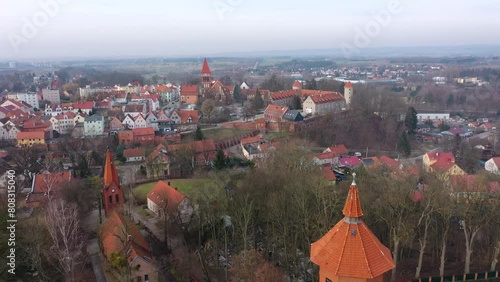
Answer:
2 44 500 63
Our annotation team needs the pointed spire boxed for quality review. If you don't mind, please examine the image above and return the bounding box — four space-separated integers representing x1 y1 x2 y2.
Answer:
342 173 364 218
104 149 113 187
345 81 353 89
104 149 120 187
201 58 211 74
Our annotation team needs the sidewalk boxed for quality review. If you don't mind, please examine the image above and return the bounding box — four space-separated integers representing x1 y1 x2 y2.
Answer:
87 239 107 282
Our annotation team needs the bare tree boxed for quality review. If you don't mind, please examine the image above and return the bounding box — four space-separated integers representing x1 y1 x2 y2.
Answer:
45 199 85 282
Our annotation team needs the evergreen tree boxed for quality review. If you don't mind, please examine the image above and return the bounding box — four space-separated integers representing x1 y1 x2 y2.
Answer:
404 106 418 134
213 149 228 170
292 95 302 110
398 131 411 157
233 85 241 103
195 126 204 141
252 89 264 110
305 79 317 90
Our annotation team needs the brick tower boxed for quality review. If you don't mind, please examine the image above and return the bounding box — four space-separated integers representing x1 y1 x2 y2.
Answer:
201 58 212 90
102 149 124 217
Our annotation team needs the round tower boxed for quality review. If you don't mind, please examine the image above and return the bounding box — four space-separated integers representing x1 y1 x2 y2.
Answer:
344 81 353 106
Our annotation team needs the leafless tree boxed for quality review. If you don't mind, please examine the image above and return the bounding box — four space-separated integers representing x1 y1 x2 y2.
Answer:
45 199 85 282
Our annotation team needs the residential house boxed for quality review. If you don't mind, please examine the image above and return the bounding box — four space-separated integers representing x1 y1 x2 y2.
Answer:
480 122 495 131
100 212 158 282
14 93 39 109
321 167 337 184
270 90 299 107
1 99 31 112
147 181 194 224
22 117 53 138
113 90 128 103
44 104 64 116
240 136 262 160
25 171 74 206
180 84 199 105
417 113 450 121
264 105 289 122
41 88 60 104
485 157 500 174
132 127 155 144
109 116 123 132
145 112 159 131
133 114 147 129
423 152 465 178
122 114 135 129
240 82 250 89
302 92 346 116
170 110 199 131
118 131 134 145
72 101 95 115
361 156 381 170
123 103 147 118
50 112 76 135
338 156 361 168
123 148 146 162
17 131 46 147
282 110 304 122
450 175 500 201
145 144 171 178
168 139 217 167
84 114 105 137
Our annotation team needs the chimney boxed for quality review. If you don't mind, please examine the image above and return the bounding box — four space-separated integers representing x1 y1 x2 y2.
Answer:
175 187 178 190
168 181 171 185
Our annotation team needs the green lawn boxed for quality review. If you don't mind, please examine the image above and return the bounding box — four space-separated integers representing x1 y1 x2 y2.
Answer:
132 178 213 203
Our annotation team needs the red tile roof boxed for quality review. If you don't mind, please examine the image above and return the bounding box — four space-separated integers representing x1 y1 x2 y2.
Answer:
310 180 395 279
181 85 198 95
430 158 456 171
201 58 211 74
450 175 500 193
345 81 353 88
73 101 95 110
175 110 199 124
123 148 145 158
17 131 45 140
321 167 336 181
264 104 288 118
100 211 151 263
270 90 299 101
308 92 345 104
32 171 73 193
147 181 186 213
426 152 455 164
490 157 500 167
132 127 154 136
339 156 361 167
325 144 348 156
379 155 401 170
293 80 302 88
240 135 261 145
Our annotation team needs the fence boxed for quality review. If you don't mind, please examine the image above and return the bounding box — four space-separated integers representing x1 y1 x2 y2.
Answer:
412 271 500 282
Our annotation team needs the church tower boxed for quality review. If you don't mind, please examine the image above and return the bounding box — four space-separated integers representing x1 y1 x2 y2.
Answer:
201 58 212 90
102 149 124 217
311 174 394 282
344 81 353 107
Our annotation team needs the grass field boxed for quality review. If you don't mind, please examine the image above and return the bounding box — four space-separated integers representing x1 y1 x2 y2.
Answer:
183 128 250 142
132 178 213 203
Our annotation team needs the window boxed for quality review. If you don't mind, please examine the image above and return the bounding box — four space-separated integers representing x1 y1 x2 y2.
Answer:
115 194 119 203
326 279 332 282
144 274 149 281
136 277 142 282
108 195 112 204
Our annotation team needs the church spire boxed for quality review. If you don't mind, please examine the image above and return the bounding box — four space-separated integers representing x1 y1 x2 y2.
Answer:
201 58 211 74
104 149 120 187
341 173 364 218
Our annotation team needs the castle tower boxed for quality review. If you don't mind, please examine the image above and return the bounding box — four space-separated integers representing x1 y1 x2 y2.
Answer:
344 81 353 106
201 58 212 90
310 174 394 282
102 149 124 217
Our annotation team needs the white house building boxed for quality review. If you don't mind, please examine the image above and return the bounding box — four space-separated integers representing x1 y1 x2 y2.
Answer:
15 93 39 109
147 181 194 224
84 114 104 137
302 92 346 116
485 157 500 174
42 88 60 104
417 113 450 121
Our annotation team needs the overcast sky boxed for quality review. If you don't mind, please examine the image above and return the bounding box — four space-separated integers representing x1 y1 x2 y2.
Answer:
1 0 499 60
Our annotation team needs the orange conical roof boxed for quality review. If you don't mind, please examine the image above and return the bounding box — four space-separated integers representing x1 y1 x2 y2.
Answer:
104 150 120 187
310 174 395 279
342 178 363 218
201 58 211 74
345 81 353 88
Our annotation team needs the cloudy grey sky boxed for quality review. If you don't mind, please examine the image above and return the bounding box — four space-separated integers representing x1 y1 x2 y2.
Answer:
1 0 499 60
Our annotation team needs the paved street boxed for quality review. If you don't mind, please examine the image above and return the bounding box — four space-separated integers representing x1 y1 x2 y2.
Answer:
87 239 107 282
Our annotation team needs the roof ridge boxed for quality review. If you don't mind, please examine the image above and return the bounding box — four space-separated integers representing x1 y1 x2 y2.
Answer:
361 223 395 275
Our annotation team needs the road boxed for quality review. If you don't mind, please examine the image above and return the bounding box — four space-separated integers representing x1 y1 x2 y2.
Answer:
87 239 107 282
